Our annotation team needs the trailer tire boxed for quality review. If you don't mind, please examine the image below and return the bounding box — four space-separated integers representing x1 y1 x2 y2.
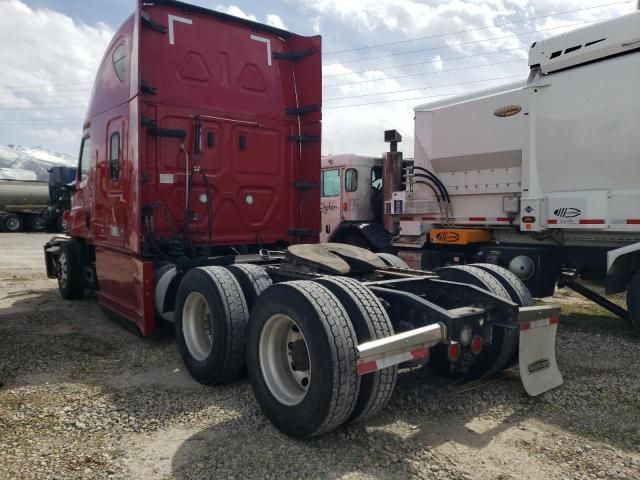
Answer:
56 241 86 300
226 264 272 310
471 263 535 365
29 214 46 232
175 266 249 385
376 253 409 269
247 281 360 438
3 214 23 232
315 276 398 424
626 271 640 334
435 265 518 379
471 263 534 306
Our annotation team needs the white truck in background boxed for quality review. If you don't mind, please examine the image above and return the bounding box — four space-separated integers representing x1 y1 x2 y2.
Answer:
322 11 640 332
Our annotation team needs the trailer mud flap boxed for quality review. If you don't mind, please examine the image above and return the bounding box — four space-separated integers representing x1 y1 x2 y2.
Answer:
518 306 563 396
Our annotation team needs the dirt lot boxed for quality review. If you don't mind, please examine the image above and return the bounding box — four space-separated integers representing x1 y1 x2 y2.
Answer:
0 233 639 480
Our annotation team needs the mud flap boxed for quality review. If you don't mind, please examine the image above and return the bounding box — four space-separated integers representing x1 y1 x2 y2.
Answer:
518 306 563 396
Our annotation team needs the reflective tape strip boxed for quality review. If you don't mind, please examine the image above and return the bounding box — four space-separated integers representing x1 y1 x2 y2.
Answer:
400 216 511 223
520 316 560 331
611 219 640 225
356 346 430 375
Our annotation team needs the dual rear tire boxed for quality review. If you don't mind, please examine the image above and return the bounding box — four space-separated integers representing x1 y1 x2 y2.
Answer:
174 267 249 385
435 264 533 379
174 265 398 438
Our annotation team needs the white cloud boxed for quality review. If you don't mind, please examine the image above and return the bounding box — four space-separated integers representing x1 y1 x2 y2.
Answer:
0 0 113 154
310 0 635 156
265 14 287 30
311 16 321 34
215 4 258 22
216 4 287 30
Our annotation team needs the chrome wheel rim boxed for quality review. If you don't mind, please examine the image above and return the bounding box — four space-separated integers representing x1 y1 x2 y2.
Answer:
182 292 213 361
259 314 311 406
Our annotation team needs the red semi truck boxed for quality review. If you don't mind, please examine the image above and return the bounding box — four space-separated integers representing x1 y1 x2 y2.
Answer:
44 0 562 438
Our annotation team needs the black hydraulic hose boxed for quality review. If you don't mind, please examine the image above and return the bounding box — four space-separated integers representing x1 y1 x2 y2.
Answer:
411 173 448 202
412 168 455 226
412 181 447 222
411 180 441 202
412 167 451 203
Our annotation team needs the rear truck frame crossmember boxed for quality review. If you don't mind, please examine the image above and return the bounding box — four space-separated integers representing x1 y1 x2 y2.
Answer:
264 248 563 398
355 287 562 397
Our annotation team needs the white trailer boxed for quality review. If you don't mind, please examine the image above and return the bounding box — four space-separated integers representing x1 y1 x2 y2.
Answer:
323 11 640 332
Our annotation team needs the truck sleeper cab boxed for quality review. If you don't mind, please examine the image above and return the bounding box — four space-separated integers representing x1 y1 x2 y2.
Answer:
44 0 562 439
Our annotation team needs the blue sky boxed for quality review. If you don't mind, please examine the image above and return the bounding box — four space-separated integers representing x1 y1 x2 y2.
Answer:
0 0 636 157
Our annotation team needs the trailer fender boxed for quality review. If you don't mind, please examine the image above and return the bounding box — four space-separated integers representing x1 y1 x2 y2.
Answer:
606 242 640 294
517 305 563 396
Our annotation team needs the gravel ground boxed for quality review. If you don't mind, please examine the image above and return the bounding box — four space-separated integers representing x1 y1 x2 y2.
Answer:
0 233 639 480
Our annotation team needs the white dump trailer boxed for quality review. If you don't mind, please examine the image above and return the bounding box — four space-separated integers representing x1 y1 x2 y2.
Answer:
323 11 640 332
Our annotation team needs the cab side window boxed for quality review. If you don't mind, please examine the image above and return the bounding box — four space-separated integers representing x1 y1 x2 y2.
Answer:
371 166 383 190
109 132 120 180
321 169 340 197
345 168 358 192
78 137 91 182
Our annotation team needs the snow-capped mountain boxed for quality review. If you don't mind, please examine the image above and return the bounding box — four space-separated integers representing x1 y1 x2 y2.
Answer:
0 145 76 181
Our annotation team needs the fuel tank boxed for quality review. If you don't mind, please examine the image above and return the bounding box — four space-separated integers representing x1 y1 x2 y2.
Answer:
0 179 49 209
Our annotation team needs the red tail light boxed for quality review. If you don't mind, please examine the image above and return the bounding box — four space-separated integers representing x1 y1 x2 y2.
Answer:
447 343 461 362
470 335 483 355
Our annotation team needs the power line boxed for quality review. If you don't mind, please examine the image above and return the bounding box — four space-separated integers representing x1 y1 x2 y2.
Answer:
0 105 87 110
0 81 93 90
324 75 523 102
323 47 524 79
324 91 473 109
0 118 82 124
322 20 594 67
0 98 90 107
323 0 633 55
0 90 92 97
324 58 524 88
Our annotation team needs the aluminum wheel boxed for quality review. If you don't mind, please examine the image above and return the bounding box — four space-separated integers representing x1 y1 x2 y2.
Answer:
182 292 214 362
57 252 69 289
259 314 311 406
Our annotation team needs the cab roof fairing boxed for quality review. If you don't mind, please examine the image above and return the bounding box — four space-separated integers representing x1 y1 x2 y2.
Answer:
413 79 528 113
